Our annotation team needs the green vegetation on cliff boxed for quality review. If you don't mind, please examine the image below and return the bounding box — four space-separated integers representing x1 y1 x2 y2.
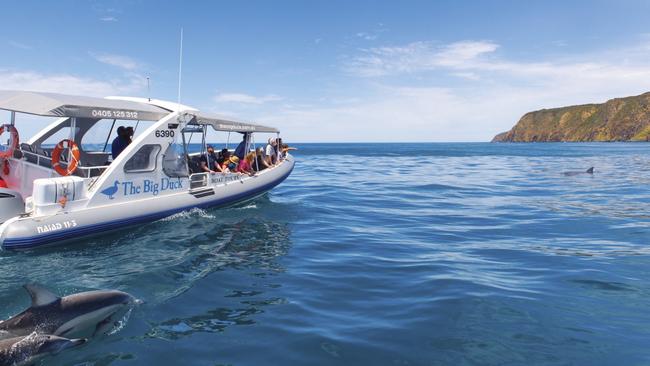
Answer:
492 92 650 142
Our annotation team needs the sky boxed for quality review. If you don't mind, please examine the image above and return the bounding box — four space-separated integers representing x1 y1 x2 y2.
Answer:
2 0 650 142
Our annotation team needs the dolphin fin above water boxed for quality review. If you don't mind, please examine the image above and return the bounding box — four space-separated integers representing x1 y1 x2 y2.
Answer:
563 167 595 176
23 284 60 307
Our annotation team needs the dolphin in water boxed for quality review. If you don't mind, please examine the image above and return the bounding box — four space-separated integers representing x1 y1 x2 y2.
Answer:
563 167 594 176
0 284 135 339
0 333 85 366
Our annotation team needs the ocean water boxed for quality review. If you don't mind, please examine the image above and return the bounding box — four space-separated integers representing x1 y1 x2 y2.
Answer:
1 142 650 365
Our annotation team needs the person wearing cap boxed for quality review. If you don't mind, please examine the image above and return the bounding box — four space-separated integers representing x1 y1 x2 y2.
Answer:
111 126 129 159
200 145 223 173
222 155 240 173
265 137 277 166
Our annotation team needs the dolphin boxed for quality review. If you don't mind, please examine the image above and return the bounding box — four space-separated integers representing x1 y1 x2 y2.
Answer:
0 284 135 339
0 333 85 366
563 167 594 176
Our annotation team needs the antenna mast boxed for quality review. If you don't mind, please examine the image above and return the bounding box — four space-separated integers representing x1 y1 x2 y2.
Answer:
177 27 184 111
146 76 151 102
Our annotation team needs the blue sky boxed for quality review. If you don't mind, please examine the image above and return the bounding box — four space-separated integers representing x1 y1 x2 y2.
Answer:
2 0 650 142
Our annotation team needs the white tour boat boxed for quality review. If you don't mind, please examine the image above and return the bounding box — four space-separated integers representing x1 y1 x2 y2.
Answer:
0 90 294 250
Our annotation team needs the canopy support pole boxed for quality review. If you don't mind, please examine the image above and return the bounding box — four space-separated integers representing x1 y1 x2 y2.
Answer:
252 134 259 172
276 132 280 163
201 124 208 171
69 117 77 168
10 111 15 126
181 126 190 174
103 119 117 152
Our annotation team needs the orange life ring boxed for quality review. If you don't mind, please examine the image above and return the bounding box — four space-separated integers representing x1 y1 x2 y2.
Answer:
52 139 80 176
0 124 19 159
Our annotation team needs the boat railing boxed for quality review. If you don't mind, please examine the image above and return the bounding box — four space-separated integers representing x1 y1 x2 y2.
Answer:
19 149 110 178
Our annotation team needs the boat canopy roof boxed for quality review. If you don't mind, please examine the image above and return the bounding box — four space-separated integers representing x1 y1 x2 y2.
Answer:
189 112 279 133
0 90 170 121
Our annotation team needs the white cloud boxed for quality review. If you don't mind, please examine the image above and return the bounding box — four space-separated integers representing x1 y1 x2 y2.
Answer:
8 41 32 50
435 40 499 67
346 38 650 86
451 72 481 80
346 40 499 76
91 53 139 70
0 69 146 96
100 16 118 22
214 93 283 105
551 40 568 47
261 87 468 142
356 32 378 41
260 86 530 142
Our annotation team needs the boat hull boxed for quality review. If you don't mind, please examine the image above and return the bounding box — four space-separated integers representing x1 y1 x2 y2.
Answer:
0 159 294 250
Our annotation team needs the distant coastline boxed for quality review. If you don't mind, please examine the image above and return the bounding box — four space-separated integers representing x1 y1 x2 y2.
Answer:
492 92 650 142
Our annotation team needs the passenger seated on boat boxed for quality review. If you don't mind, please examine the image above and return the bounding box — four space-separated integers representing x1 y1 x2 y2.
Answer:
265 138 277 166
199 145 223 173
222 156 240 173
238 152 256 176
217 148 230 167
111 126 129 159
253 147 269 172
276 138 282 161
234 133 250 160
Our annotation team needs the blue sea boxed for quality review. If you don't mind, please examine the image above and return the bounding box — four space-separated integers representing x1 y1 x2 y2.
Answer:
1 142 650 365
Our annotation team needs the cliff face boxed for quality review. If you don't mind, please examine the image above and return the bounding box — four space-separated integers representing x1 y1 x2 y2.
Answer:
492 92 650 142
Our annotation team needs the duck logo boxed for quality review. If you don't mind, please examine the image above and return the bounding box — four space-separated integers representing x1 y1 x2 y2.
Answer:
100 180 120 200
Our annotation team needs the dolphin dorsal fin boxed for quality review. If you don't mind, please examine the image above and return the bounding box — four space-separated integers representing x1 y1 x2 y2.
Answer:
23 284 60 307
586 167 594 174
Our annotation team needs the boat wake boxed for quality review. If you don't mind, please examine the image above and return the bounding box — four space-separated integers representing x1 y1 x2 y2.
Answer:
161 208 216 221
233 203 258 210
